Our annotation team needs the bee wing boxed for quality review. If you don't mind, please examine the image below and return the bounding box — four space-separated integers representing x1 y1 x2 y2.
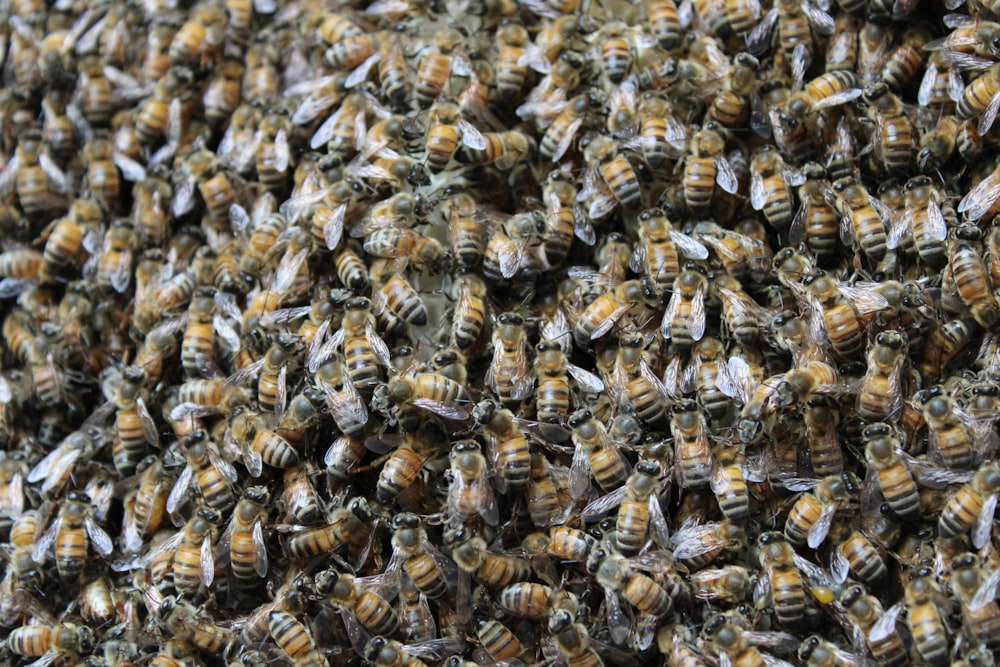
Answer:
166 464 193 515
363 321 391 368
715 156 739 194
630 241 647 273
831 545 851 583
662 290 682 339
243 440 263 478
671 231 709 260
603 584 630 646
750 169 768 211
745 7 777 56
251 519 269 578
753 564 772 608
551 117 584 164
671 523 720 560
981 90 1000 136
973 563 1000 611
591 303 631 340
582 485 627 521
114 153 147 182
691 286 706 342
886 209 910 251
201 535 215 588
869 602 904 642
567 363 605 392
649 495 670 547
949 66 966 101
412 397 471 421
573 204 596 246
84 515 114 555
32 517 60 564
918 62 938 107
569 438 592 500
806 503 837 549
458 119 487 151
839 282 890 315
322 202 347 251
28 443 80 484
960 166 1000 220
718 356 750 404
273 128 290 173
0 155 20 198
39 153 73 194
973 493 998 550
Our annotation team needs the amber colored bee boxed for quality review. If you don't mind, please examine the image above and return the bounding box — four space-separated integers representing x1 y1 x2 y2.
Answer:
282 496 370 563
9 609 95 663
449 526 532 587
755 531 806 626
0 128 71 219
589 546 674 644
498 581 552 619
269 610 325 667
221 486 269 584
663 267 708 348
390 512 455 600
749 146 797 235
948 553 1000 653
958 61 1000 135
315 568 399 641
135 67 197 148
578 134 640 218
473 399 530 493
167 432 238 514
683 124 738 215
632 208 707 296
33 491 113 581
569 408 631 498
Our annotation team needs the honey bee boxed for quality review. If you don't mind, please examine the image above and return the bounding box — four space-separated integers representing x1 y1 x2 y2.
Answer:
589 545 675 646
569 408 631 499
749 147 800 235
899 566 951 667
784 474 855 549
282 496 371 563
691 565 751 604
534 341 604 425
446 440 498 528
704 615 797 667
527 448 573 527
631 208 708 296
662 267 708 348
578 134 640 219
710 444 755 522
167 431 238 514
694 219 772 282
389 512 456 600
948 553 1000 653
0 128 72 218
28 428 102 497
683 123 739 215
861 422 920 521
498 581 553 619
33 491 112 581
121 455 174 552
269 610 325 667
574 279 659 345
135 67 197 148
448 527 532 587
754 531 806 626
958 62 1000 135
218 486 269 585
377 369 472 433
455 128 534 170
547 608 602 667
8 598 95 663
584 459 670 555
839 586 908 667
485 312 532 407
315 568 399 651
921 389 980 470
747 0 834 66
169 5 226 69
938 462 1000 548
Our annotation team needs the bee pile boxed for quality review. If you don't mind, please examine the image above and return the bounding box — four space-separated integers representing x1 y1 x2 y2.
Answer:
9 0 1000 664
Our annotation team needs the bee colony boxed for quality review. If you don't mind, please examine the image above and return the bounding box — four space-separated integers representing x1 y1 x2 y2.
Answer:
7 0 1000 664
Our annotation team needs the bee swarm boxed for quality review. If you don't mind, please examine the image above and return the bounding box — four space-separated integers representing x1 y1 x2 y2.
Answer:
4 0 1000 665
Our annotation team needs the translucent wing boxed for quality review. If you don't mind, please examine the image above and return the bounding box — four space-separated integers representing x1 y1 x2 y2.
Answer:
85 516 114 555
806 503 837 549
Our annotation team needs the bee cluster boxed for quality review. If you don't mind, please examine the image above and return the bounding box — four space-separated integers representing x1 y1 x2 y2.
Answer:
8 0 1000 664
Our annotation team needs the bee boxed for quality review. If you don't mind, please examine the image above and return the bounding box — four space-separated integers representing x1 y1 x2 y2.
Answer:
607 334 671 430
755 531 806 626
666 400 713 489
747 0 834 65
269 610 325 667
28 428 102 497
691 565 751 604
527 448 573 527
958 62 1000 135
683 124 739 215
169 5 226 69
938 462 1000 547
9 602 95 663
282 496 371 563
389 513 456 600
840 586 908 667
569 408 632 499
485 312 532 407
33 491 112 581
378 369 471 433
862 83 915 175
662 267 708 348
108 364 158 476
315 569 399 647
646 0 681 50
445 270 488 353
589 546 675 645
456 128 534 170
708 52 759 129
0 128 71 218
538 93 594 163
922 389 979 470
498 581 553 619
711 444 753 522
899 567 950 667
585 459 670 556
135 67 196 148
444 192 488 270
25 335 63 408
948 553 1000 652
475 617 524 663
448 527 532 586
749 146 799 235
631 208 708 296
704 615 795 667
534 341 604 426
784 474 854 549
575 279 659 346
579 134 640 219
216 486 269 585
447 440 498 528
860 422 920 522
167 431 238 514
804 273 887 359
0 451 27 532
694 219 772 282
174 148 239 223
548 609 602 667
120 455 174 552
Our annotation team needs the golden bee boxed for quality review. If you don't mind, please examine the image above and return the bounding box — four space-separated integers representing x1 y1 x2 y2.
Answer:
33 491 113 581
